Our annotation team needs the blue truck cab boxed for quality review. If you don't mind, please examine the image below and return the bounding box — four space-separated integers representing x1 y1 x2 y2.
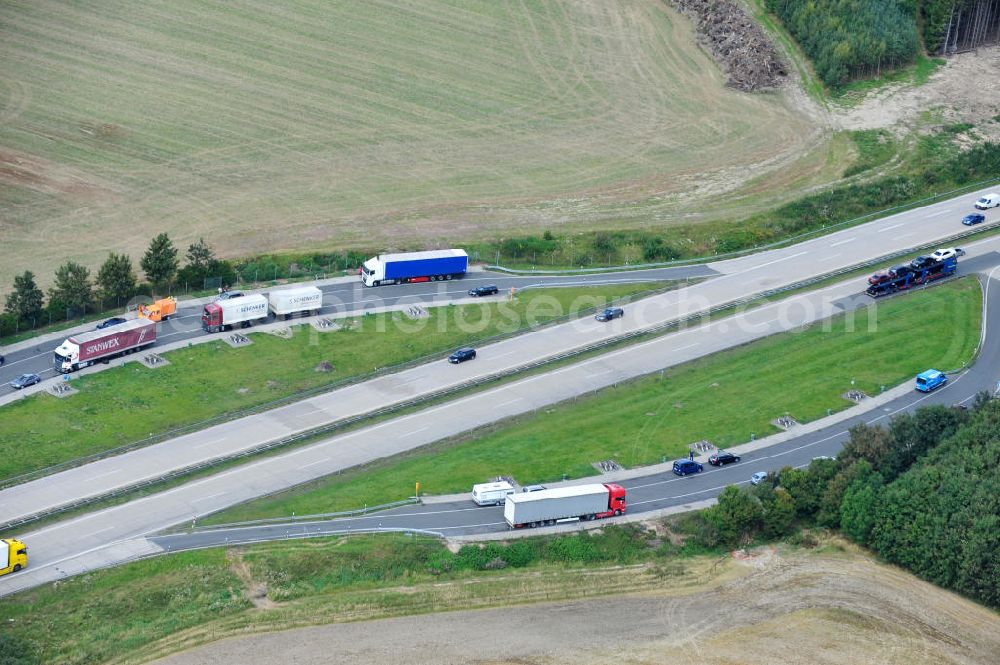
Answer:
915 369 947 392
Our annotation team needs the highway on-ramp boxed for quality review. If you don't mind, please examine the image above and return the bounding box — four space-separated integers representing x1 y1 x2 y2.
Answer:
148 263 1000 550
2 189 998 527
2 253 999 598
0 187 999 596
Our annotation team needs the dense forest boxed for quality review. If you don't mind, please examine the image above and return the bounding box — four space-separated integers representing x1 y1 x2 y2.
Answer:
922 0 1000 54
766 0 999 86
690 397 1000 608
765 0 920 85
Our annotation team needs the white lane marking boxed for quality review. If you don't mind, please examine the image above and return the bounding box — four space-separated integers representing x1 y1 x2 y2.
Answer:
494 398 523 408
87 468 122 481
199 491 228 502
877 223 905 233
822 253 842 261
829 237 855 248
734 251 809 275
400 426 430 438
192 438 222 449
91 526 117 536
926 208 952 217
299 459 327 470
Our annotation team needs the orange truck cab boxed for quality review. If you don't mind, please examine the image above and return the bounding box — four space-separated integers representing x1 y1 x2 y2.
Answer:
138 296 177 322
0 538 27 577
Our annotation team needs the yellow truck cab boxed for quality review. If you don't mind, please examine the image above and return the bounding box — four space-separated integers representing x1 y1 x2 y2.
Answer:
0 538 27 576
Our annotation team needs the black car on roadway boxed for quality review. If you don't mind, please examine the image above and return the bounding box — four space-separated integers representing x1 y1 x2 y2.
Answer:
9 373 42 389
708 451 741 466
468 285 499 297
595 307 624 322
910 255 937 271
962 213 985 226
890 264 913 279
448 347 477 364
96 317 127 329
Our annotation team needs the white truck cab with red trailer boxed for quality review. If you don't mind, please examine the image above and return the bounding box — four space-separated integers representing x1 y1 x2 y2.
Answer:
504 483 626 528
54 318 157 372
202 294 268 333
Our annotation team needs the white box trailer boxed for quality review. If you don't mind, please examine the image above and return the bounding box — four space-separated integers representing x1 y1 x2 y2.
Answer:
268 286 323 319
472 481 515 506
201 294 269 333
503 483 627 528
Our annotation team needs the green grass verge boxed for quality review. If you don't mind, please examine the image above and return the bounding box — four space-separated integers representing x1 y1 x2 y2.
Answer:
205 277 981 523
0 527 720 665
0 283 662 482
843 130 897 178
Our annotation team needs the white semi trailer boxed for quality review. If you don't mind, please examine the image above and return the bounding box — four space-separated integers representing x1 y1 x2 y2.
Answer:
268 286 322 319
503 483 626 528
201 294 268 333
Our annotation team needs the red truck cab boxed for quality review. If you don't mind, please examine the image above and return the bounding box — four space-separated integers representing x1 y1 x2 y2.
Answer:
201 303 223 333
598 483 627 518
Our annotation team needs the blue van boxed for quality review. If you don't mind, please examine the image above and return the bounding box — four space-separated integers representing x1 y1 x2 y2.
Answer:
915 369 947 393
672 459 704 476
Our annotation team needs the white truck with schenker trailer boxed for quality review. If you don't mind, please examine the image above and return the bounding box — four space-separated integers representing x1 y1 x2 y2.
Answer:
267 286 323 319
504 483 627 528
201 294 269 333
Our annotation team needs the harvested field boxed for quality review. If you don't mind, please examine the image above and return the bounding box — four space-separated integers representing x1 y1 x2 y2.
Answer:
151 545 1000 665
0 0 825 292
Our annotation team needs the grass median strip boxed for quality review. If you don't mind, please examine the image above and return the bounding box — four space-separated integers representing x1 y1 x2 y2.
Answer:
0 283 665 481
206 277 981 523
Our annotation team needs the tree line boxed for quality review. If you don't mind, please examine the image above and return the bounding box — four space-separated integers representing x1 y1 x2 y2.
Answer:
766 0 920 86
767 0 999 86
681 396 1000 608
2 234 235 334
922 0 1000 54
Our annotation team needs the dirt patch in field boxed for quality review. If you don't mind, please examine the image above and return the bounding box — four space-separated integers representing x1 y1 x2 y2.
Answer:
152 546 1000 665
832 48 1000 141
227 548 281 611
0 148 115 203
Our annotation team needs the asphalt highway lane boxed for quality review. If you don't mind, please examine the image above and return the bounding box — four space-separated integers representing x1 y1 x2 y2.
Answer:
152 264 1000 550
0 264 716 393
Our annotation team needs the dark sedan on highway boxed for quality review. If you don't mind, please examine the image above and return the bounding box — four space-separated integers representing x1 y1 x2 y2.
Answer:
9 373 42 389
96 317 127 329
448 347 477 364
468 285 499 297
595 307 624 322
962 213 985 226
708 451 741 466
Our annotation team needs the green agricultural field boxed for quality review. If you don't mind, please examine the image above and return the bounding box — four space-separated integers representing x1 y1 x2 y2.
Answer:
0 283 659 481
0 0 829 293
208 277 981 522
